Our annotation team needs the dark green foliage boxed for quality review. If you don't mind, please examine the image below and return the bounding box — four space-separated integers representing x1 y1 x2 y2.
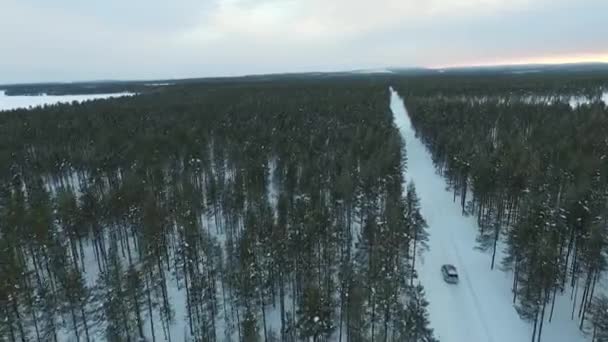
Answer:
0 78 435 341
398 285 437 342
394 73 608 342
588 295 608 341
296 286 333 340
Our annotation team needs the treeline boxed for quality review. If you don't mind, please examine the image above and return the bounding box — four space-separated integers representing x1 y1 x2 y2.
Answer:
395 73 608 99
0 80 435 341
394 75 608 342
1 82 155 96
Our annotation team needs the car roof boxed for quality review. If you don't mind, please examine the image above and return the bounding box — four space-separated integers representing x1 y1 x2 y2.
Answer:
442 264 458 274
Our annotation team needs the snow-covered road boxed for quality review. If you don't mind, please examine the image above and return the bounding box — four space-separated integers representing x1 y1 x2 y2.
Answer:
390 88 588 342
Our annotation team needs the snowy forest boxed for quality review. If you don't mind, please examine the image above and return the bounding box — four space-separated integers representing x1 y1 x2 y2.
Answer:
0 80 436 342
5 71 608 342
395 73 608 342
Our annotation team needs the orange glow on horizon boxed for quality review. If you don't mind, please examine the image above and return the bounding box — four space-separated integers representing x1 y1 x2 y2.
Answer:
435 52 608 69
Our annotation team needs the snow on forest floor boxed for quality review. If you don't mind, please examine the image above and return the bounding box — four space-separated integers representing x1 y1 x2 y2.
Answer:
437 92 608 109
0 90 134 111
13 86 603 342
45 151 285 342
390 87 590 342
569 91 608 108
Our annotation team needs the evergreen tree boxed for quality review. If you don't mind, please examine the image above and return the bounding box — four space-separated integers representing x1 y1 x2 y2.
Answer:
406 183 429 285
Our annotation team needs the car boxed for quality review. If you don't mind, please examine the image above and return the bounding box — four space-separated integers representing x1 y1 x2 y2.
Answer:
441 264 459 284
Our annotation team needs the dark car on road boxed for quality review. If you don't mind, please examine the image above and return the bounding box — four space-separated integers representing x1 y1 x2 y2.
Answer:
441 264 459 284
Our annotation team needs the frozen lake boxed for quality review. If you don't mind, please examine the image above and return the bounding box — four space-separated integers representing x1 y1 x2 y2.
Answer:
0 90 134 111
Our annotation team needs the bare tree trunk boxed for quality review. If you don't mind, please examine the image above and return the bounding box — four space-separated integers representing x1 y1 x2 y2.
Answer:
184 261 194 336
261 294 268 342
531 306 539 342
280 271 286 340
371 290 376 342
580 272 597 330
461 176 468 214
572 277 579 320
12 299 27 342
383 304 390 342
411 231 417 286
338 279 345 342
578 272 593 319
70 306 81 342
587 272 598 312
549 284 558 322
77 303 90 342
537 290 549 342
491 226 499 270
512 261 519 303
146 274 157 342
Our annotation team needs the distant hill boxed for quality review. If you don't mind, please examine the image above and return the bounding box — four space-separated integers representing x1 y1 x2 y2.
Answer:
2 62 607 96
426 62 608 76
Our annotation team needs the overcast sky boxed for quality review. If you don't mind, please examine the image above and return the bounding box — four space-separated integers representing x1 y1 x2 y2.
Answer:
1 0 607 83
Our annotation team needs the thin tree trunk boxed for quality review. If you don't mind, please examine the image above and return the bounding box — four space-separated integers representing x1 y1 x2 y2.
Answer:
383 305 390 342
572 277 579 320
371 290 376 342
491 225 499 270
235 304 242 342
12 299 27 342
411 232 417 286
531 306 539 342
260 289 268 342
578 272 592 319
587 271 598 312
70 306 81 342
146 274 157 342
8 316 16 342
461 177 468 214
184 260 194 336
338 282 344 342
580 272 597 330
80 305 90 342
27 287 42 342
570 244 579 289
513 261 519 303
537 291 549 342
549 284 558 322
280 270 286 340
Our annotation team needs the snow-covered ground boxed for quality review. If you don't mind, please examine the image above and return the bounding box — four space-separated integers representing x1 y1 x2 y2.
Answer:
144 82 174 86
350 68 394 74
390 87 589 342
0 90 134 111
439 92 608 109
569 92 608 108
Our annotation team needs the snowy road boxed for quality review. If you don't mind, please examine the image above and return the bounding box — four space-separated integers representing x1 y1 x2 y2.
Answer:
390 88 588 342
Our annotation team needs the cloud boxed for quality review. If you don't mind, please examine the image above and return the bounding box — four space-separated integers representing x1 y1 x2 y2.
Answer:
0 0 607 83
183 0 534 44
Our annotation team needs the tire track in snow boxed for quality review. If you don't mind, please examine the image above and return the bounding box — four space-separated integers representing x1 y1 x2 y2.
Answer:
392 87 510 342
390 87 592 342
451 238 495 342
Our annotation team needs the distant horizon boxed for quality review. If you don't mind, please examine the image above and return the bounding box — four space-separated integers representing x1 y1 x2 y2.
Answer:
2 60 608 87
4 0 607 84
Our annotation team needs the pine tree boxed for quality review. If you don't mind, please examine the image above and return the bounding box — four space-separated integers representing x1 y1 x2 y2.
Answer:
296 285 333 342
93 240 133 341
406 183 429 285
588 295 608 342
61 267 91 342
125 265 147 340
401 285 437 342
